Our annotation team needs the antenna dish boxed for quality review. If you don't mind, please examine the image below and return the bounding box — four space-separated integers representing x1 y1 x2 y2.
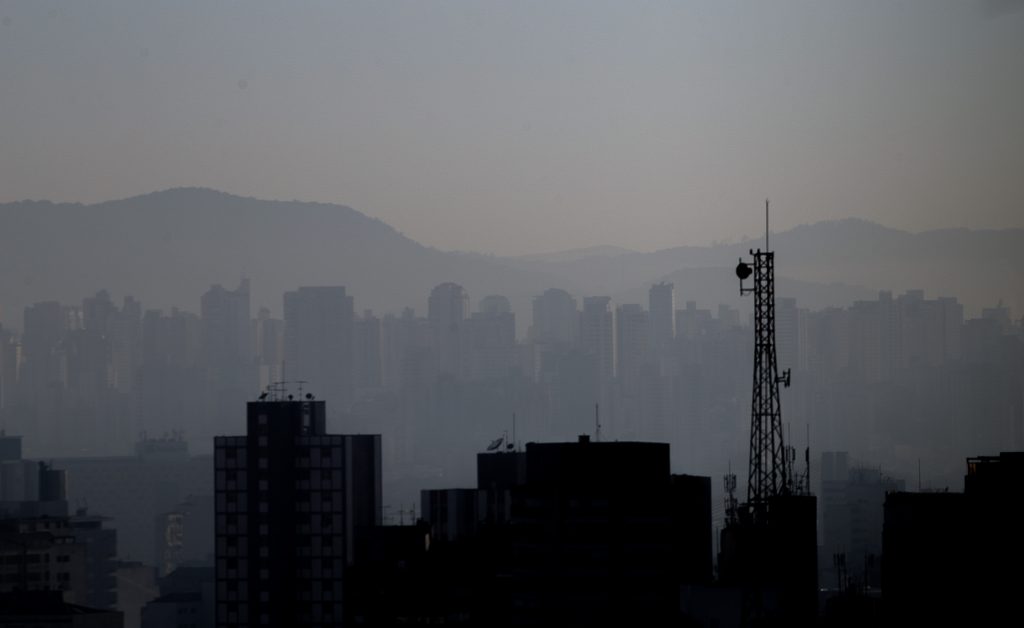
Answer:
736 261 752 281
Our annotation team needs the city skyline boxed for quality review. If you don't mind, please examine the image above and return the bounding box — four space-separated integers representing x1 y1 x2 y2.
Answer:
1 2 1021 624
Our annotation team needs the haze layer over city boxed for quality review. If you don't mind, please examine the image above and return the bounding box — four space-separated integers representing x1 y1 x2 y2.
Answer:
0 2 1022 627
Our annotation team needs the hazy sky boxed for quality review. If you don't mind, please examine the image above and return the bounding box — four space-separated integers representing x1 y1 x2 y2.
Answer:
1 1 1021 255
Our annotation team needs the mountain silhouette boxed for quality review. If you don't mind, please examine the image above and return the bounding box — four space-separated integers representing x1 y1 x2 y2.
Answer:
1 190 1019 331
0 188 558 330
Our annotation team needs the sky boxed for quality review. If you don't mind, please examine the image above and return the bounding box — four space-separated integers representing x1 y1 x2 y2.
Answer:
1 1 1021 255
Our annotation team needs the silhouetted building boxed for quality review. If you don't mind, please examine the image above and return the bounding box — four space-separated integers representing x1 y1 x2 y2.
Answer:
820 452 902 590
616 303 649 396
214 399 381 628
284 287 355 413
428 283 469 379
649 282 675 359
141 566 215 628
353 311 382 394
70 509 119 610
254 308 284 393
476 450 526 524
155 494 214 576
883 452 1024 624
116 561 158 628
496 438 710 627
464 297 516 381
580 297 615 381
529 289 578 346
55 436 210 567
0 591 123 627
718 495 818 625
420 488 485 543
775 297 804 372
200 280 252 374
0 516 88 603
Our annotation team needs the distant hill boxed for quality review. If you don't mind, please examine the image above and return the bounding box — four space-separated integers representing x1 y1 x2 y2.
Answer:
1 191 1018 332
504 218 1024 317
512 245 638 264
0 188 559 331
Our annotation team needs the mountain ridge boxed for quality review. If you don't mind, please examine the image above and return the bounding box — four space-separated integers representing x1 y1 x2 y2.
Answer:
1 188 1019 331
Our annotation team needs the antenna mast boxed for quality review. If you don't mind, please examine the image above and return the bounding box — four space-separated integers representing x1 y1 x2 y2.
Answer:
736 199 793 504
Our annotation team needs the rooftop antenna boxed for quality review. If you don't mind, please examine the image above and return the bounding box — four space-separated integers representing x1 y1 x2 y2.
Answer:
766 198 770 251
595 404 602 443
735 198 792 504
724 461 738 525
805 423 811 495
510 412 517 452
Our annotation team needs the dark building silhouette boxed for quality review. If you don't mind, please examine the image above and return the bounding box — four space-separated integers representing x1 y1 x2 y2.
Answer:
883 451 1024 625
70 510 118 610
214 399 381 628
717 495 818 625
502 439 711 627
819 452 902 590
0 591 123 627
417 438 712 627
141 565 216 628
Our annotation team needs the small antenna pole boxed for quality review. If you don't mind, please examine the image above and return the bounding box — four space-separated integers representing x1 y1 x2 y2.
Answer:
595 404 601 442
766 198 770 251
512 412 517 452
805 423 811 495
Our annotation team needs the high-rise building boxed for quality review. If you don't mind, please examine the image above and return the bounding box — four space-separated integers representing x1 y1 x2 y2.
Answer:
353 310 382 394
649 282 675 355
464 296 516 381
529 289 578 346
380 308 434 392
70 509 119 610
580 297 615 381
615 303 648 395
775 297 804 373
883 452 1024 625
495 438 711 626
427 283 469 379
201 279 253 376
20 301 66 393
254 307 285 393
283 287 355 412
0 325 16 411
820 452 903 589
214 399 381 628
54 435 210 567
